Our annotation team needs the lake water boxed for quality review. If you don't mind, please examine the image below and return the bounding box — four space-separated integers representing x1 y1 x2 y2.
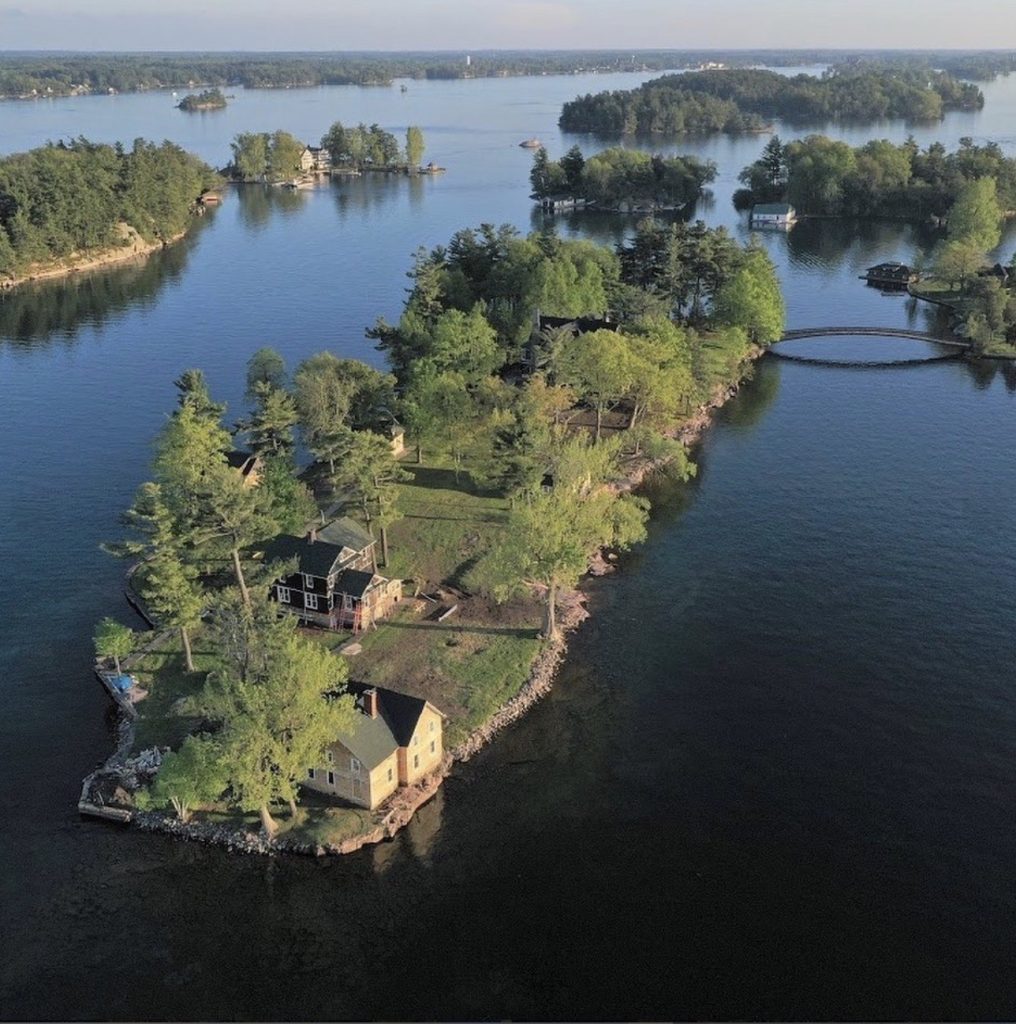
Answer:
2 68 1016 1019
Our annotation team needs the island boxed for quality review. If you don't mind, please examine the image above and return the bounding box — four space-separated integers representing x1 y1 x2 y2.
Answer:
228 122 430 184
0 138 221 289
529 144 715 212
177 87 227 111
558 67 983 135
83 218 786 853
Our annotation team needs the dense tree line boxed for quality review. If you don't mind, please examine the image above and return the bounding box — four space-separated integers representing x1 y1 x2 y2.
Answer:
734 135 1016 220
529 145 716 209
559 68 983 134
0 138 220 278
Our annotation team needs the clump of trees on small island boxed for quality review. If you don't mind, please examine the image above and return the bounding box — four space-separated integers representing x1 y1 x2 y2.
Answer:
558 67 983 135
229 122 426 182
529 145 715 211
99 220 784 841
0 138 220 279
176 88 227 111
734 134 1016 219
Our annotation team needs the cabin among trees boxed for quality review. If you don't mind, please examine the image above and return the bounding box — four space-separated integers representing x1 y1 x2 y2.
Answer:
304 683 445 810
226 450 263 489
526 310 619 369
261 517 402 632
300 146 332 173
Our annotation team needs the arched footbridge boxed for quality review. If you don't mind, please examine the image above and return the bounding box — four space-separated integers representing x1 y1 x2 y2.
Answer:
771 327 970 368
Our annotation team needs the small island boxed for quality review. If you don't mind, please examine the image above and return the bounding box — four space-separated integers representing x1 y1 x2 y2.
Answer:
177 87 227 111
529 144 715 213
229 121 431 184
0 138 221 289
83 219 786 853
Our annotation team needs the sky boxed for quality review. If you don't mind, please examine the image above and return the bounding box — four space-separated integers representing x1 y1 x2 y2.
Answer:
1 0 1015 52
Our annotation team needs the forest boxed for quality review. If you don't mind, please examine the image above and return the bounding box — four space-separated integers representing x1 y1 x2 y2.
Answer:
734 135 1016 219
558 68 984 134
101 220 784 842
529 145 716 210
0 138 220 278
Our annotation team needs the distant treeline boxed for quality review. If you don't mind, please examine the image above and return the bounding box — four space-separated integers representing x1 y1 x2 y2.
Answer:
559 68 984 134
830 53 1016 83
734 135 1016 219
529 145 715 210
0 139 219 277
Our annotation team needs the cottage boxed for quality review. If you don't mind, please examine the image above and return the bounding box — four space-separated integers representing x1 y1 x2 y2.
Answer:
863 262 918 288
304 684 446 809
300 146 332 173
388 424 406 457
226 450 263 489
750 202 796 228
261 523 401 631
526 310 618 369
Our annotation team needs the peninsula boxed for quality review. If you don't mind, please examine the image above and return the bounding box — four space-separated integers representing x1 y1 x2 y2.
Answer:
85 219 786 854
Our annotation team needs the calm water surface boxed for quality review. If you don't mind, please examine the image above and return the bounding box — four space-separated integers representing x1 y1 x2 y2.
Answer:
1 70 1016 1020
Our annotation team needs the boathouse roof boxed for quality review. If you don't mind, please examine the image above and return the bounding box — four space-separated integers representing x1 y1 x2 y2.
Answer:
751 202 795 216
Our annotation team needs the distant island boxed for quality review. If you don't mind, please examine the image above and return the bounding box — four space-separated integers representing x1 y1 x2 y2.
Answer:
558 67 984 135
0 139 220 288
177 88 227 111
530 145 715 212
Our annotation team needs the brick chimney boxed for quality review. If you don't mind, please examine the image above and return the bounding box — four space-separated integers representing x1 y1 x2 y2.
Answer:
363 688 378 719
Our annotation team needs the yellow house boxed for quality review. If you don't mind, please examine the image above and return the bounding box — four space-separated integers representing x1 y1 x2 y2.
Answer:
304 684 445 810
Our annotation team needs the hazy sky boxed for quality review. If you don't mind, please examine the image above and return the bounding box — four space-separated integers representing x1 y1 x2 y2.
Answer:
2 0 1015 52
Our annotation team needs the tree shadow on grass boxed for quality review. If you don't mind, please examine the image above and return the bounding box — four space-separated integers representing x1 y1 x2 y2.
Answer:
403 465 504 499
379 619 539 640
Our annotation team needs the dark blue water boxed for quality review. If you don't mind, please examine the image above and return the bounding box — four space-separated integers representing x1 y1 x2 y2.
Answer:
2 69 1016 1020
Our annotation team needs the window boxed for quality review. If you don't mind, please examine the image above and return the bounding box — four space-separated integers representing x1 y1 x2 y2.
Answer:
350 757 361 774
430 740 436 754
276 586 291 603
306 593 318 611
326 750 333 764
343 594 354 610
303 573 315 590
413 754 419 769
307 768 315 779
387 768 393 782
429 720 435 733
327 771 335 786
412 735 419 747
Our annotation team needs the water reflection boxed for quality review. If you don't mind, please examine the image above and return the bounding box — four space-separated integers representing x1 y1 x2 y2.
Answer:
0 223 206 346
235 183 309 231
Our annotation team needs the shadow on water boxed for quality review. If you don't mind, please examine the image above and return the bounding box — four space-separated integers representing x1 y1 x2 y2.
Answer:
0 221 209 346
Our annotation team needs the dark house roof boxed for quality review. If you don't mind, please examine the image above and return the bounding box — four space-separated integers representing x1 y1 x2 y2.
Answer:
866 262 913 278
226 449 260 474
261 534 344 578
316 516 375 553
537 313 617 336
334 569 376 600
345 682 438 748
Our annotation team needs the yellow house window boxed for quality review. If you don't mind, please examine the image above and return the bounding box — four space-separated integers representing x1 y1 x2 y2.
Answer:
430 740 435 754
387 767 393 782
413 754 419 769
429 720 435 733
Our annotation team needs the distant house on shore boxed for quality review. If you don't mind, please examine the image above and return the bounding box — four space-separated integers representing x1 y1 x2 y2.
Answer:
300 146 332 172
863 262 918 289
305 683 446 809
261 521 401 632
750 202 796 228
226 450 263 489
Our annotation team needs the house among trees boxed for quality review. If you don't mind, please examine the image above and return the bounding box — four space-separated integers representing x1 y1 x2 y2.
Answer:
261 519 402 632
300 146 332 173
863 262 918 288
750 202 796 228
226 450 263 489
304 683 446 809
526 310 618 369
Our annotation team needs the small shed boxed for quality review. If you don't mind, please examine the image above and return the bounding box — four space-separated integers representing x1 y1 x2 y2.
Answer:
863 262 918 288
388 424 405 456
750 202 796 228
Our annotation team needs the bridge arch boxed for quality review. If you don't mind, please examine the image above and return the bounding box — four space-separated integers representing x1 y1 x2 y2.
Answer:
769 327 969 368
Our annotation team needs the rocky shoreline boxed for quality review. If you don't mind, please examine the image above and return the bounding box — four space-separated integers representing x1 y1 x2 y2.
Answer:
79 359 758 856
0 226 188 291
